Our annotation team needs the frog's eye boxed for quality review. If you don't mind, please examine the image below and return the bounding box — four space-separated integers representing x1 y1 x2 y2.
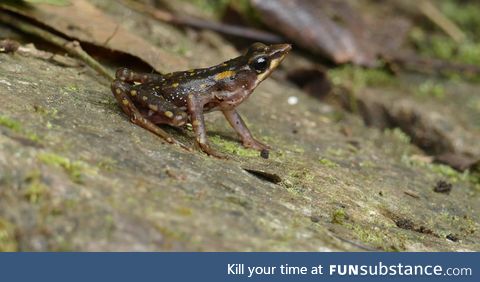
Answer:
250 56 270 73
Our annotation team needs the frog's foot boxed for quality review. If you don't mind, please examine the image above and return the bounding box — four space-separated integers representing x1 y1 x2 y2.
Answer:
111 79 188 149
242 137 271 151
115 68 164 84
198 142 228 159
141 110 192 150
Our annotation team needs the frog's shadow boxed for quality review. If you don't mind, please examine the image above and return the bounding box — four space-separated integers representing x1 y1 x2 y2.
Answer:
162 126 240 145
208 130 240 143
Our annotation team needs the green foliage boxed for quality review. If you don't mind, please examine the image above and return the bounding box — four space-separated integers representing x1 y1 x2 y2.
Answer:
411 29 480 67
329 65 396 90
410 1 480 71
440 1 480 40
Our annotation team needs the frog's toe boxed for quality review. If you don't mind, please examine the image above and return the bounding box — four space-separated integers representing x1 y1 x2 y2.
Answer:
243 139 270 151
199 143 228 159
170 112 188 127
111 79 131 96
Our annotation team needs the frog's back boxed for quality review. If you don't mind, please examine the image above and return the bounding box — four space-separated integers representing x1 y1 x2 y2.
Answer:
159 56 244 103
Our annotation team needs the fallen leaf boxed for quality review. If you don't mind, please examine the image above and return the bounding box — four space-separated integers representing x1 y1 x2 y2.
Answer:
2 0 187 73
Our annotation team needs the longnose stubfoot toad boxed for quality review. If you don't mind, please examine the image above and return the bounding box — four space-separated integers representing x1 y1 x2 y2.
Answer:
111 42 291 158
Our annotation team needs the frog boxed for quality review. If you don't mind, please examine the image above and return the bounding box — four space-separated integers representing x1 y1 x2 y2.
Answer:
111 42 291 157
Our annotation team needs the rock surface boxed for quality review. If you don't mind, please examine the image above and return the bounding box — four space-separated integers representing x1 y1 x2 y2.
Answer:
0 1 479 251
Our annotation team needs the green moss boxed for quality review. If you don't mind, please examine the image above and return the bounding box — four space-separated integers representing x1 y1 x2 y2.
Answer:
96 158 117 171
288 168 315 183
0 218 17 252
429 164 461 181
402 154 479 184
439 212 477 236
0 115 22 131
326 147 348 157
155 225 187 243
319 157 339 168
64 85 78 92
359 160 375 168
38 153 87 183
33 105 58 118
283 178 303 196
209 135 258 157
0 115 41 142
416 80 445 99
385 128 411 144
331 208 347 224
348 223 404 251
329 65 396 90
176 207 193 216
24 171 49 204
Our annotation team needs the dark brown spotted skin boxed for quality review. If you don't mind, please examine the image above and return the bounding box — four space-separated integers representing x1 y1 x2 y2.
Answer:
111 42 292 157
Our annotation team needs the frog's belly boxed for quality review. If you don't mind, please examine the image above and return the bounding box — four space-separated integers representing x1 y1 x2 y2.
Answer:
208 89 252 111
203 101 223 112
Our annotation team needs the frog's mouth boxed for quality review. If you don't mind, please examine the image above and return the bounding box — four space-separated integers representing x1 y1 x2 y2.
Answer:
270 44 292 60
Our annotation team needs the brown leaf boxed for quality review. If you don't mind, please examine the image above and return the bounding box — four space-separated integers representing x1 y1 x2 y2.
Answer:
251 0 376 65
2 0 187 73
435 153 480 172
251 0 411 66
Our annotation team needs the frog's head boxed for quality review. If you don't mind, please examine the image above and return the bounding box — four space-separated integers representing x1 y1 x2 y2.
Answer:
244 42 292 85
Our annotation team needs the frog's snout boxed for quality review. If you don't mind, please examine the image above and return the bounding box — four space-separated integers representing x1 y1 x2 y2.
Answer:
279 44 292 53
269 43 292 60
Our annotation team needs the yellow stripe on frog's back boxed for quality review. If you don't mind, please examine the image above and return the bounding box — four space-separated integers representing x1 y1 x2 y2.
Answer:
214 70 236 81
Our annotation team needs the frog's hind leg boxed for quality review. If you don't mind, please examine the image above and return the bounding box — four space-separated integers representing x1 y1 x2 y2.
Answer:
130 83 188 127
110 79 189 150
115 68 164 84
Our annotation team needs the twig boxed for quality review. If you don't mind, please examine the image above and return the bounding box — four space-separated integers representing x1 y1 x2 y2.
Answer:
121 0 284 43
419 0 466 43
103 24 119 47
0 11 114 81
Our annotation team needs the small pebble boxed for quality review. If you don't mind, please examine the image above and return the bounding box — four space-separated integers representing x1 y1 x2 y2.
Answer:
287 96 298 105
446 233 459 242
434 180 452 194
260 149 269 159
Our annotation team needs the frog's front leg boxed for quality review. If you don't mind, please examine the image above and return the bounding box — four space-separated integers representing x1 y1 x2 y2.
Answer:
111 79 188 150
222 109 270 151
186 94 226 158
